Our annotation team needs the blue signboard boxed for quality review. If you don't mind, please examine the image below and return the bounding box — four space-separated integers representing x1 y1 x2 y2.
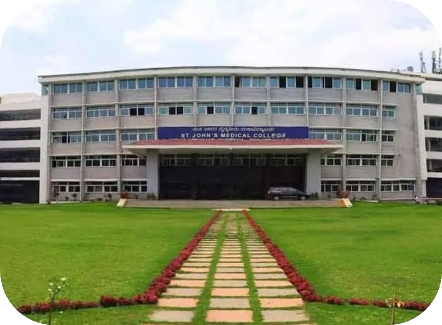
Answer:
157 126 309 140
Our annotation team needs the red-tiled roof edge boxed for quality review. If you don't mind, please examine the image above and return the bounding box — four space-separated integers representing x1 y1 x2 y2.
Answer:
130 139 339 146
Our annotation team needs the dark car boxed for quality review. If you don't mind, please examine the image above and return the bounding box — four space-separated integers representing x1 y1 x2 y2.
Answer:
266 187 310 200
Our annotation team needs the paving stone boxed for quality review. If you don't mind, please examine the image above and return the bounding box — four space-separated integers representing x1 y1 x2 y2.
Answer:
260 298 304 308
180 267 210 273
248 254 272 258
212 288 249 297
169 279 206 287
218 262 244 267
149 310 194 323
253 273 288 280
254 280 292 288
219 258 242 263
186 257 212 262
182 262 211 267
252 267 283 273
157 298 198 308
163 287 202 297
215 273 246 280
210 298 250 309
262 310 309 323
258 288 300 297
213 280 248 287
251 262 279 268
217 267 244 273
220 254 242 258
175 273 207 280
207 309 253 322
250 258 275 263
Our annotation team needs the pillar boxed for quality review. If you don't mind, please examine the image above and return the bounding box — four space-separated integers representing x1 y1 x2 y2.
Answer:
146 150 159 198
305 150 321 194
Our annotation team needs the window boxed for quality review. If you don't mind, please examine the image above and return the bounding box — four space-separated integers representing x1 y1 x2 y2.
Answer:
85 155 117 167
197 154 232 166
416 84 422 94
309 129 342 141
52 182 80 193
398 83 411 93
121 155 147 166
85 181 118 193
346 104 377 117
321 181 341 192
137 78 154 89
269 154 304 166
158 77 175 88
120 103 154 116
42 84 49 96
270 103 305 115
381 180 415 192
197 76 231 87
381 155 395 167
269 76 304 88
197 102 231 115
346 78 378 91
52 132 81 144
235 76 266 87
309 103 342 115
382 106 396 118
160 154 192 166
87 81 114 92
85 130 116 142
308 76 342 89
235 103 267 115
383 81 411 93
53 83 83 94
52 107 82 119
51 156 81 168
423 94 442 104
321 155 342 166
176 76 193 87
346 181 376 192
346 155 377 166
121 129 155 141
158 103 193 115
346 130 377 142
86 106 116 118
122 181 148 192
382 130 395 142
119 79 137 90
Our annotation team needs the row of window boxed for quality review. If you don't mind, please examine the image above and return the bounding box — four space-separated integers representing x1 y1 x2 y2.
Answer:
52 181 148 193
321 155 395 167
51 155 146 168
52 103 397 118
51 129 155 143
321 180 415 192
49 76 413 94
50 129 396 144
310 129 395 142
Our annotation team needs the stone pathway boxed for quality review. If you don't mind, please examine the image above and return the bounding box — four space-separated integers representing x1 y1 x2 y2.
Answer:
145 212 315 324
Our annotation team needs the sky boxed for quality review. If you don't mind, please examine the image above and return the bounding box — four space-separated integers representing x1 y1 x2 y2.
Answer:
0 0 440 94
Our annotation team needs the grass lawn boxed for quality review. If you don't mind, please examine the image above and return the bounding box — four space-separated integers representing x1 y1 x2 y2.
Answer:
0 203 212 323
250 202 442 324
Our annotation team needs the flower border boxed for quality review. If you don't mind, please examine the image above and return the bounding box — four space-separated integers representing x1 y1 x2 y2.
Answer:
17 210 222 315
242 210 430 312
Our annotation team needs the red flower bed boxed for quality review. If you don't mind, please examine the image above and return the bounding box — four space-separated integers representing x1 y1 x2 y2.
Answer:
242 210 431 312
17 210 222 315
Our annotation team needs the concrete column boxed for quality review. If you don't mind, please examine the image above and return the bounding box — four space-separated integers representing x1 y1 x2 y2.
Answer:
39 94 50 204
305 150 321 194
146 150 159 198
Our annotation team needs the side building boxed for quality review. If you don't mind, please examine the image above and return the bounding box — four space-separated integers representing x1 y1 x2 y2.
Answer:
0 93 42 203
37 66 425 203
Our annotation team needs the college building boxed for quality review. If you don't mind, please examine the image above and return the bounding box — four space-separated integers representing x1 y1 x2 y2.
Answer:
2 66 441 203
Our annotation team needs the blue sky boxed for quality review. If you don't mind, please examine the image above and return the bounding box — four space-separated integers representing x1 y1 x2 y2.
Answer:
0 0 439 94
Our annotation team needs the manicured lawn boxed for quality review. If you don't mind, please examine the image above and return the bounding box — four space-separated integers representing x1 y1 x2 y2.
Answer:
0 204 211 320
250 202 442 324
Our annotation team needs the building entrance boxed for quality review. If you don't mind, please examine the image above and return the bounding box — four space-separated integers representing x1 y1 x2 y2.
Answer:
159 153 306 200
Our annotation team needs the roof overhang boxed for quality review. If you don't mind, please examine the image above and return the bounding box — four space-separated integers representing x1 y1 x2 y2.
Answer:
123 139 343 155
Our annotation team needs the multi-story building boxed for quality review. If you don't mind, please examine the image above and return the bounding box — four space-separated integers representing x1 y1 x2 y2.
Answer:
416 73 442 197
36 66 426 203
0 93 42 203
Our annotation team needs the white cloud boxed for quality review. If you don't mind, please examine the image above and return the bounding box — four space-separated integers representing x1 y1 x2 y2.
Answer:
123 0 440 70
9 0 79 33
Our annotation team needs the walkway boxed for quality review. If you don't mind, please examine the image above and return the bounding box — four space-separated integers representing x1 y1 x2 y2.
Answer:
145 212 314 324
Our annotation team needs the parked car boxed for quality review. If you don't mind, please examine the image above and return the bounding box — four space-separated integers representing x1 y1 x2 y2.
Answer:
266 187 310 200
